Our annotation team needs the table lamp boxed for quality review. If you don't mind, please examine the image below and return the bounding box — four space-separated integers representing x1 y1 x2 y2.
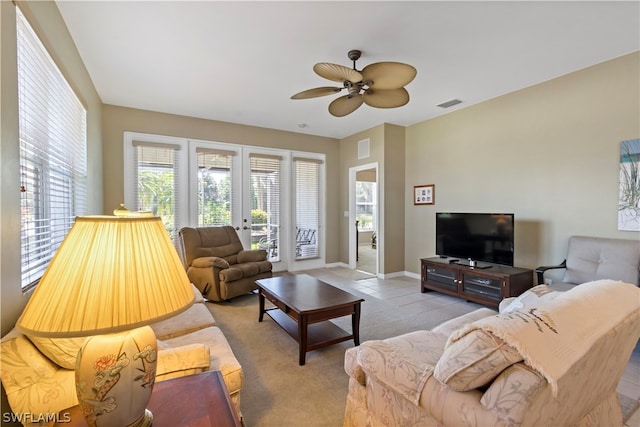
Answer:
16 214 195 426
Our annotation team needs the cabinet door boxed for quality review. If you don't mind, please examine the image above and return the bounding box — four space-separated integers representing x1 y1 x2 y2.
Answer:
461 271 503 301
425 264 459 293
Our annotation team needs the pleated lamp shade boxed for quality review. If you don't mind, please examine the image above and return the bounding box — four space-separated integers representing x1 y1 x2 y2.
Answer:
17 215 194 338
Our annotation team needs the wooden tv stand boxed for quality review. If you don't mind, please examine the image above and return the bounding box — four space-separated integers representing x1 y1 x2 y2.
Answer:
420 257 534 308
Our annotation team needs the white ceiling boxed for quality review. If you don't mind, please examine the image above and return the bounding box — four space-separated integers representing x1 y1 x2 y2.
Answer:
55 1 639 139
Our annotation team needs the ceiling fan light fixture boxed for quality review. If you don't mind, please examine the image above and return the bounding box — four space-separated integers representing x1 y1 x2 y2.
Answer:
292 49 416 116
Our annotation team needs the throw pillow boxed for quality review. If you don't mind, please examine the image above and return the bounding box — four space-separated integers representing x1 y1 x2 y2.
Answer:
27 335 86 369
501 284 561 314
434 329 522 391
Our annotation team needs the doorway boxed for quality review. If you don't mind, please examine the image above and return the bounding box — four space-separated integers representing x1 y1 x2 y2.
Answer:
349 163 378 276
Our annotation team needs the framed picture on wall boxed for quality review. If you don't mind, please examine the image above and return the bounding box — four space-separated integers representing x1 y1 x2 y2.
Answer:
414 184 435 205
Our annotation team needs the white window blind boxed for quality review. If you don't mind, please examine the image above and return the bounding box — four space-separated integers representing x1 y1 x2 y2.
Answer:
294 158 321 259
133 142 181 238
197 148 234 226
250 154 281 260
17 7 87 289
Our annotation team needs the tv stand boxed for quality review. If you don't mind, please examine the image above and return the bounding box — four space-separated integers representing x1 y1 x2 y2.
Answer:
420 257 534 308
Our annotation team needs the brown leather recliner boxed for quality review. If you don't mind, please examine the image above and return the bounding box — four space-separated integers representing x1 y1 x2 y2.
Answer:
178 226 273 301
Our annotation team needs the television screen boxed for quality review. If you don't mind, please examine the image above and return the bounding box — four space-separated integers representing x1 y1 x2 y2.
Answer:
435 212 514 266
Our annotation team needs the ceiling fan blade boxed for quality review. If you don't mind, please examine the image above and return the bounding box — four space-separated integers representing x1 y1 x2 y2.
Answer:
291 87 343 99
314 63 363 83
361 62 417 89
328 95 364 117
363 88 410 108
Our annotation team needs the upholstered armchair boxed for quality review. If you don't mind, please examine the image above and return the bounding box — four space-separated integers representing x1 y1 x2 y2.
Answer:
178 226 272 301
535 236 640 291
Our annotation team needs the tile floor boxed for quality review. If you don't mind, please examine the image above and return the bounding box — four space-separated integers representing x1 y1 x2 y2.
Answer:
331 270 640 426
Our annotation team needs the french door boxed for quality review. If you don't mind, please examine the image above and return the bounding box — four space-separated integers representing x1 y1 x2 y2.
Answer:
124 132 324 272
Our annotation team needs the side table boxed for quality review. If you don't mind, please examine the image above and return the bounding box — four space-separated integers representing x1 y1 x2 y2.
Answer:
55 371 241 427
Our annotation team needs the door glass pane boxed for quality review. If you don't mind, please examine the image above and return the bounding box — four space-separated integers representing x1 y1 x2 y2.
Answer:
134 144 180 238
356 181 376 231
197 151 233 226
295 160 319 259
250 156 280 261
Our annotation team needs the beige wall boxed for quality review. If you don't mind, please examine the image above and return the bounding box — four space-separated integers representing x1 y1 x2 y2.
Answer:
338 124 406 274
0 1 103 337
383 124 406 273
101 105 341 262
404 52 640 274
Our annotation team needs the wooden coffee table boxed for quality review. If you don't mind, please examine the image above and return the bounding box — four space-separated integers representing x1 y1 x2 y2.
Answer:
256 274 364 365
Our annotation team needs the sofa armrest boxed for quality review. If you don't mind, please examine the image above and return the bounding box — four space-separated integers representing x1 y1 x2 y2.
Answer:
192 256 230 269
237 249 267 263
534 259 566 284
156 344 210 382
358 340 434 406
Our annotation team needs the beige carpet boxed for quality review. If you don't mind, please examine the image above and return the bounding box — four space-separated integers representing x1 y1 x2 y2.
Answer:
206 269 639 426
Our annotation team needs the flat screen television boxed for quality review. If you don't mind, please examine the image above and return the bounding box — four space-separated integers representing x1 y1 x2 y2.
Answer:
435 212 514 267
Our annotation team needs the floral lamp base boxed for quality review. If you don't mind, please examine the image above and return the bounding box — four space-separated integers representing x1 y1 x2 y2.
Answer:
75 326 157 427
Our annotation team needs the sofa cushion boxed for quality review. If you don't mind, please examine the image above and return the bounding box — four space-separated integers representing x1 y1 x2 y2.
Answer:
434 329 522 391
156 344 210 381
431 308 496 338
26 335 85 370
158 326 243 397
480 363 543 425
151 302 216 340
500 284 562 314
1 332 78 415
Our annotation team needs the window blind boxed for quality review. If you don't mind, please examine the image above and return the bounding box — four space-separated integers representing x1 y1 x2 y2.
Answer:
294 159 320 259
17 7 87 289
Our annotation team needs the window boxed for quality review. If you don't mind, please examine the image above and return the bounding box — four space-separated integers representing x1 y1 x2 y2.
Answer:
125 133 325 267
294 158 322 259
250 154 281 260
17 8 87 289
197 148 234 227
133 142 182 238
356 181 376 231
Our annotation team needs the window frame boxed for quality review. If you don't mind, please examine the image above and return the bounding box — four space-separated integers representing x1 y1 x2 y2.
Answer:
16 7 88 290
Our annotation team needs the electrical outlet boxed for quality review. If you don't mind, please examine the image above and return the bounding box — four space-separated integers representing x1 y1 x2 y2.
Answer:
544 278 553 285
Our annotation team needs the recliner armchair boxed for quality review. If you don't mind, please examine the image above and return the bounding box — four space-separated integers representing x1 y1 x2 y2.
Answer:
535 235 640 291
178 226 272 301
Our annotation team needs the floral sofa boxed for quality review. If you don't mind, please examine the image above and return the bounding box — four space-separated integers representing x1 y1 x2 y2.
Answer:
1 284 243 426
344 280 640 427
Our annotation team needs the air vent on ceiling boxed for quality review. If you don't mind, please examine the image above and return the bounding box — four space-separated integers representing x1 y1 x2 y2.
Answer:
437 99 462 108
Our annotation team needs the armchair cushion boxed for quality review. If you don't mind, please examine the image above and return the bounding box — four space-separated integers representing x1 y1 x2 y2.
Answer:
562 236 640 285
434 329 522 391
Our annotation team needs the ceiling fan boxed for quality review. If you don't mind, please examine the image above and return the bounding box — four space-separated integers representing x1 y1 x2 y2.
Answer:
291 50 417 117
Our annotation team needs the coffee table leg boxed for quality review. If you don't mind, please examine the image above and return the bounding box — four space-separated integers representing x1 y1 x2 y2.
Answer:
258 291 265 322
352 302 361 346
298 315 308 365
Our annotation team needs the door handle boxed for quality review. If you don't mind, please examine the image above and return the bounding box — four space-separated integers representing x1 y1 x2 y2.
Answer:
234 226 240 230
243 226 250 230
